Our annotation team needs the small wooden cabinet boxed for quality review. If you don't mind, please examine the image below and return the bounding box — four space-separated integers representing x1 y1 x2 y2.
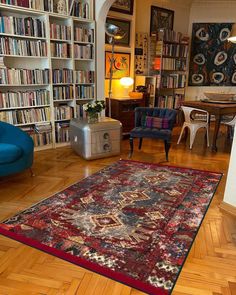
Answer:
105 97 145 133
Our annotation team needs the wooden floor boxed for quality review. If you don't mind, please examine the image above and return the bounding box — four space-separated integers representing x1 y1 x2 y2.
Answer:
0 128 236 295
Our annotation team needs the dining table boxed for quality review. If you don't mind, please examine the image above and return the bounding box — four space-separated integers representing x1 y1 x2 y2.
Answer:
183 100 236 152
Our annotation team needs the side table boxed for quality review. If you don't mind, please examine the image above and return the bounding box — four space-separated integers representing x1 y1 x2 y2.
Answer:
70 117 122 160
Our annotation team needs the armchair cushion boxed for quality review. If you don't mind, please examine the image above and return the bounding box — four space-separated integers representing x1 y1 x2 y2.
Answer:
144 116 171 129
0 143 23 164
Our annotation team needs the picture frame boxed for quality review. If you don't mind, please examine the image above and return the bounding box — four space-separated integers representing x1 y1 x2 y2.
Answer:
150 6 174 36
105 18 131 47
110 0 134 15
105 51 130 79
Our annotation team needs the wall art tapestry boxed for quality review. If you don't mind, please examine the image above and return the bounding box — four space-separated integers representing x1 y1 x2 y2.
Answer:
188 23 236 86
110 0 134 15
150 6 174 36
135 32 148 75
105 51 130 79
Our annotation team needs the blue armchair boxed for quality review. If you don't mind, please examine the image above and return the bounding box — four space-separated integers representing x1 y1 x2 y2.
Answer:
0 121 34 177
129 107 177 161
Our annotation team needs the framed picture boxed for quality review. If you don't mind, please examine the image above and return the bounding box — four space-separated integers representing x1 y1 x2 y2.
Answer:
110 0 134 15
105 18 131 47
150 6 174 36
105 51 130 79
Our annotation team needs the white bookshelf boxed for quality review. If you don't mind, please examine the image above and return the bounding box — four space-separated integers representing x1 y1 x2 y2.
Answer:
0 0 96 150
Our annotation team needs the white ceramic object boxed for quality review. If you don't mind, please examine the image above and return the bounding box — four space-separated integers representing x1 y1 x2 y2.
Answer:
204 92 235 101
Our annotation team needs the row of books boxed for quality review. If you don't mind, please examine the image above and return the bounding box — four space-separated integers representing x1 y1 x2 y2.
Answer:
162 43 188 58
22 123 52 146
0 37 47 56
0 89 50 108
75 85 94 99
74 27 94 43
0 68 50 84
52 68 73 84
74 44 93 59
53 85 74 100
0 0 30 8
156 94 184 109
50 42 71 58
158 29 186 43
162 58 186 71
50 23 71 40
159 74 186 89
0 107 51 124
54 105 73 120
70 1 90 19
55 122 70 143
0 16 45 38
0 0 55 12
74 70 94 83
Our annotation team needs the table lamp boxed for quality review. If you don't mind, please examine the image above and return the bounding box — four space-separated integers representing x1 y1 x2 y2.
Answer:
120 77 134 97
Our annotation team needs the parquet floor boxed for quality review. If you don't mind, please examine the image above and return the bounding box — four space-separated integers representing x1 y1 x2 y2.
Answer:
0 128 235 295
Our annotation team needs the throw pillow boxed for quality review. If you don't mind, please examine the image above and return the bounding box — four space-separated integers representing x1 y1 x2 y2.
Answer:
144 116 170 129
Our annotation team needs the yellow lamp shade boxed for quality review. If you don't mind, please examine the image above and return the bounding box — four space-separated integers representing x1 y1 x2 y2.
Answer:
120 77 134 88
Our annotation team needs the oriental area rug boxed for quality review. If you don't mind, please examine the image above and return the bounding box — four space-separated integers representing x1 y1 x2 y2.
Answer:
0 160 222 295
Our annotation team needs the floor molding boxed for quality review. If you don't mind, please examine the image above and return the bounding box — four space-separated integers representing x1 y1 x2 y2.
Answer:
219 201 236 218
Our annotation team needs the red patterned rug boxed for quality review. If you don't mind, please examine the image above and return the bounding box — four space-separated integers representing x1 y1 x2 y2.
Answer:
0 160 222 295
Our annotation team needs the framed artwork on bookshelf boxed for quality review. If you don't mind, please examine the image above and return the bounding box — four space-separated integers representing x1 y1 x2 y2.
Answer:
105 51 130 79
150 6 174 36
105 18 131 47
110 0 134 15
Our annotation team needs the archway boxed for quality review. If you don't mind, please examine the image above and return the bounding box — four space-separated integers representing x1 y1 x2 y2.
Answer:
95 0 116 99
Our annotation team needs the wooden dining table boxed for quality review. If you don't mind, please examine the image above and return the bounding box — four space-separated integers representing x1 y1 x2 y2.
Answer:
183 100 236 152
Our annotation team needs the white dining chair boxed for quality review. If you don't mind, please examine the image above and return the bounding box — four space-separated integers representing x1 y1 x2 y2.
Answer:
177 106 210 149
221 115 236 139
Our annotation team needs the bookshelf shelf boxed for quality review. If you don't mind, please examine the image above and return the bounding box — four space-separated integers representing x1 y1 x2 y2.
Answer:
51 57 72 60
148 29 189 110
50 38 71 42
0 55 48 58
0 0 96 149
53 99 73 102
0 33 47 40
0 84 49 87
74 41 94 45
15 121 51 126
0 104 50 110
74 58 93 61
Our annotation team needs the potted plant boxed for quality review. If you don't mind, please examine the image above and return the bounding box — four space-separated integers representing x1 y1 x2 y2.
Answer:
84 100 105 124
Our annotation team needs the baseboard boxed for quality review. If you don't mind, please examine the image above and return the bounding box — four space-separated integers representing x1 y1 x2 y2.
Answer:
219 201 236 218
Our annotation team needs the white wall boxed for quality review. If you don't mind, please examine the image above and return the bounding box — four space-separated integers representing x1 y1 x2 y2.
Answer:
186 0 236 100
135 0 191 35
223 128 236 207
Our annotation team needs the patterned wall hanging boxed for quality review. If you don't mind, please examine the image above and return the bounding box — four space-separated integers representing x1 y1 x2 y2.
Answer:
188 23 236 86
135 32 148 75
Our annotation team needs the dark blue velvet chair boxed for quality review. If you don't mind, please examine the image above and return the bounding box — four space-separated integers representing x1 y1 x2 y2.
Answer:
129 107 177 161
0 121 34 177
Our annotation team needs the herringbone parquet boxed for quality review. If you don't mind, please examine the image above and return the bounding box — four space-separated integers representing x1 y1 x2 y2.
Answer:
0 129 235 295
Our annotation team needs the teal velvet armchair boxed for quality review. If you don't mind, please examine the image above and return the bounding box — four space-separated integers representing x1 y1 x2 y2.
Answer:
0 121 34 177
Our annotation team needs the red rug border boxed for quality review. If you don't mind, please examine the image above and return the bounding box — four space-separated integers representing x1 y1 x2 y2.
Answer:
0 160 223 295
0 227 167 295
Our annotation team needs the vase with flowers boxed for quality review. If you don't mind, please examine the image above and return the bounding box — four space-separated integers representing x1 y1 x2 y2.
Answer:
84 100 105 124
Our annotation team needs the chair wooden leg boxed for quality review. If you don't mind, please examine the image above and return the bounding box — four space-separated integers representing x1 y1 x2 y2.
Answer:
138 138 143 150
164 140 171 161
129 137 134 158
30 168 35 177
